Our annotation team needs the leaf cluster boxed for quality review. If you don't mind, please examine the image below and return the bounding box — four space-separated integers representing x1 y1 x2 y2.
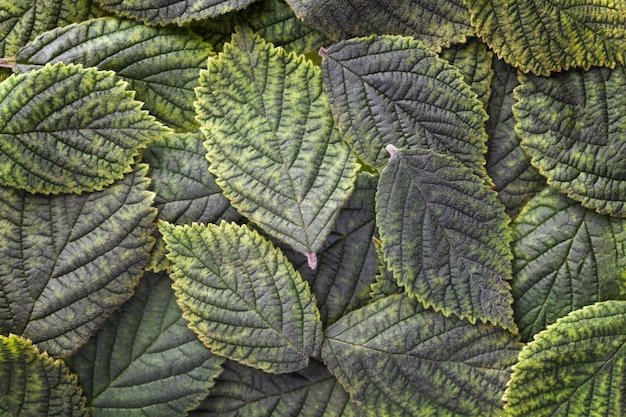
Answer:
1 0 626 416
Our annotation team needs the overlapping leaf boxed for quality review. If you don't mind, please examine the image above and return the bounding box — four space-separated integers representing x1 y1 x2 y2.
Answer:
505 300 626 416
512 187 626 342
0 0 103 56
160 221 323 374
68 272 224 417
514 66 626 216
96 0 256 25
321 34 489 177
486 58 544 218
0 166 157 357
323 294 521 417
15 16 214 131
376 146 515 330
285 0 473 52
196 27 358 266
0 334 88 416
466 0 626 75
192 359 358 416
0 62 169 194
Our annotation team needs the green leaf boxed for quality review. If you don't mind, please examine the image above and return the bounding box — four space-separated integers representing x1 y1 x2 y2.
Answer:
511 186 626 342
504 300 626 416
514 66 626 216
159 221 323 374
485 58 544 218
0 166 157 357
67 272 224 417
196 27 358 266
321 34 489 177
96 0 257 26
144 132 240 225
191 359 358 417
466 0 626 75
323 294 521 417
0 334 88 417
15 16 214 132
369 237 403 301
0 0 104 57
285 0 474 52
377 146 515 330
439 37 494 109
195 0 329 55
0 62 170 195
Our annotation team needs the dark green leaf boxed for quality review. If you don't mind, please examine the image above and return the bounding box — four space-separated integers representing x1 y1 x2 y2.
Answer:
0 62 170 194
95 0 257 26
514 66 626 216
160 221 323 374
0 166 157 357
485 58 544 218
285 0 473 52
15 16 214 131
377 146 515 330
196 27 358 266
322 34 489 177
191 359 358 417
512 187 626 342
504 300 626 416
68 272 224 417
323 294 521 417
466 0 626 75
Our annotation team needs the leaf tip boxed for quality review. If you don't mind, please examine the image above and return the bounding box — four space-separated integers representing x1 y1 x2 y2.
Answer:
306 253 318 270
385 144 399 157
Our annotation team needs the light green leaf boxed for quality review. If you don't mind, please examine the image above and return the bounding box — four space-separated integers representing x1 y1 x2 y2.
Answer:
504 300 626 416
96 0 257 26
195 0 329 55
0 62 170 195
377 146 515 330
0 166 157 357
439 36 494 109
512 187 626 342
514 66 626 216
321 34 489 177
466 0 626 75
0 334 88 417
159 221 323 374
485 58 544 218
285 0 473 52
196 27 358 265
323 294 521 417
15 16 214 131
0 0 104 57
191 359 358 417
68 272 224 417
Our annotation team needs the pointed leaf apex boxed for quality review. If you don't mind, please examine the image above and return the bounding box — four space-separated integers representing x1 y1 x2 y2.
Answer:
386 144 400 157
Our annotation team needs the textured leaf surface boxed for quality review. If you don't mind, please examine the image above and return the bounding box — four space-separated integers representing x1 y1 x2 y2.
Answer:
485 58 544 218
512 187 626 342
0 334 87 417
504 300 626 416
0 62 169 194
322 35 489 177
196 27 358 263
285 0 473 52
68 272 224 417
0 0 103 56
323 294 521 417
160 221 323 374
514 67 626 216
377 147 515 330
466 0 626 75
15 16 214 131
191 359 358 417
0 166 156 357
96 0 256 25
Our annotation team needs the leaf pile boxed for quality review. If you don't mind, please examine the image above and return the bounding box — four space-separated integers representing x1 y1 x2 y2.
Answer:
1 0 626 416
